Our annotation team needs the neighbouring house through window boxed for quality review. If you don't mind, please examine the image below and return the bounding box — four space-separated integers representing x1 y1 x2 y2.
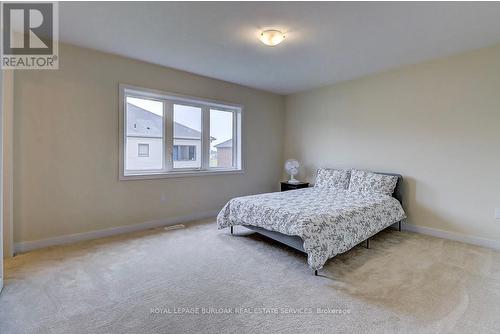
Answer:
120 85 243 179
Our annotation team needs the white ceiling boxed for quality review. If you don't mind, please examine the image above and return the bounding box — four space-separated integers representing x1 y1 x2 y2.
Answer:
60 2 500 95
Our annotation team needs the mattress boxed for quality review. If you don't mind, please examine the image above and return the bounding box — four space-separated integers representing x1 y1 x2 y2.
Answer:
217 187 406 270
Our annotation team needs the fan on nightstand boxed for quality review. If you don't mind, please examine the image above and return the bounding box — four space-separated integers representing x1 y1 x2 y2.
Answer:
284 159 301 184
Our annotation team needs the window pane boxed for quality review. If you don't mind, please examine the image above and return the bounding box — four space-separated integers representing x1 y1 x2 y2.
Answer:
210 109 233 168
138 143 149 157
125 97 163 171
189 146 195 160
173 104 201 169
173 145 197 161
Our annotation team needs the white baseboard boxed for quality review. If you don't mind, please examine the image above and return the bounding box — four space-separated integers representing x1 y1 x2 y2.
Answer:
14 214 500 255
403 223 500 251
14 210 219 254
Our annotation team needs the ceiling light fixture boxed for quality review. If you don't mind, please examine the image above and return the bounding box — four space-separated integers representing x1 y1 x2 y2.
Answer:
259 30 285 46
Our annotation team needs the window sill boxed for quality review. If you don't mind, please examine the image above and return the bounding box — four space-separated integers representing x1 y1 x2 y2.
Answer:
120 169 244 181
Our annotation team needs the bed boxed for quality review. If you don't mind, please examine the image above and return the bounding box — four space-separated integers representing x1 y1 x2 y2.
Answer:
217 170 407 274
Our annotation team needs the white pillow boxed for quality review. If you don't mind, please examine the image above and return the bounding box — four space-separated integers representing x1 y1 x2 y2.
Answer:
348 170 398 195
315 168 350 189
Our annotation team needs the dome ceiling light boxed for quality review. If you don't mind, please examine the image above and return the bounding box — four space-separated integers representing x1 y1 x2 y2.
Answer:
259 30 285 46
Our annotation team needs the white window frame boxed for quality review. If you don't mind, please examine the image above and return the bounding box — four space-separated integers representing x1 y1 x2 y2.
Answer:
119 84 244 180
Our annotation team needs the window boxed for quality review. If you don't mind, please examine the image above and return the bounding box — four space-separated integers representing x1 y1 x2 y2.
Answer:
173 145 196 161
124 96 163 171
173 104 201 169
210 109 234 168
138 143 150 157
120 85 243 179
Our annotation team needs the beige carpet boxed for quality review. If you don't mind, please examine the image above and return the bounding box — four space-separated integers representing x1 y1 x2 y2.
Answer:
1 219 500 334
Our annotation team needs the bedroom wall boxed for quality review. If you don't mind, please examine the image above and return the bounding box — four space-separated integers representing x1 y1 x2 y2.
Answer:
285 44 500 243
2 70 14 257
14 43 285 245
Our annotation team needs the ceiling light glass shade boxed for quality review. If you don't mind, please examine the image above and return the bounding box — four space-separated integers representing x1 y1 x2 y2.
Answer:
259 30 285 46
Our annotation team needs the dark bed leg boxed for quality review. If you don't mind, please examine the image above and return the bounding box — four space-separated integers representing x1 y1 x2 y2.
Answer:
230 226 233 234
366 238 370 249
398 221 402 232
314 270 318 276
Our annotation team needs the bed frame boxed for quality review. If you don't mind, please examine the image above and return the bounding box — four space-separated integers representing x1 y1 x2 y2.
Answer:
229 173 404 276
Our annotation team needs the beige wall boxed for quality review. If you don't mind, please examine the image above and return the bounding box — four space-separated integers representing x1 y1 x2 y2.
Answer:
2 70 14 257
14 43 285 243
285 44 500 241
13 42 500 245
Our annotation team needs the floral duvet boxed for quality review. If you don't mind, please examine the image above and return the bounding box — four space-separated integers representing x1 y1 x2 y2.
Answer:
217 187 406 270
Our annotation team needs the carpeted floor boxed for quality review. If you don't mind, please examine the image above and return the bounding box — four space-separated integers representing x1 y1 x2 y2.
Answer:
1 219 500 334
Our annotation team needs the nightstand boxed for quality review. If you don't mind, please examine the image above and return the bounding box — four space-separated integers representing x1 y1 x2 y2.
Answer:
280 181 309 191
